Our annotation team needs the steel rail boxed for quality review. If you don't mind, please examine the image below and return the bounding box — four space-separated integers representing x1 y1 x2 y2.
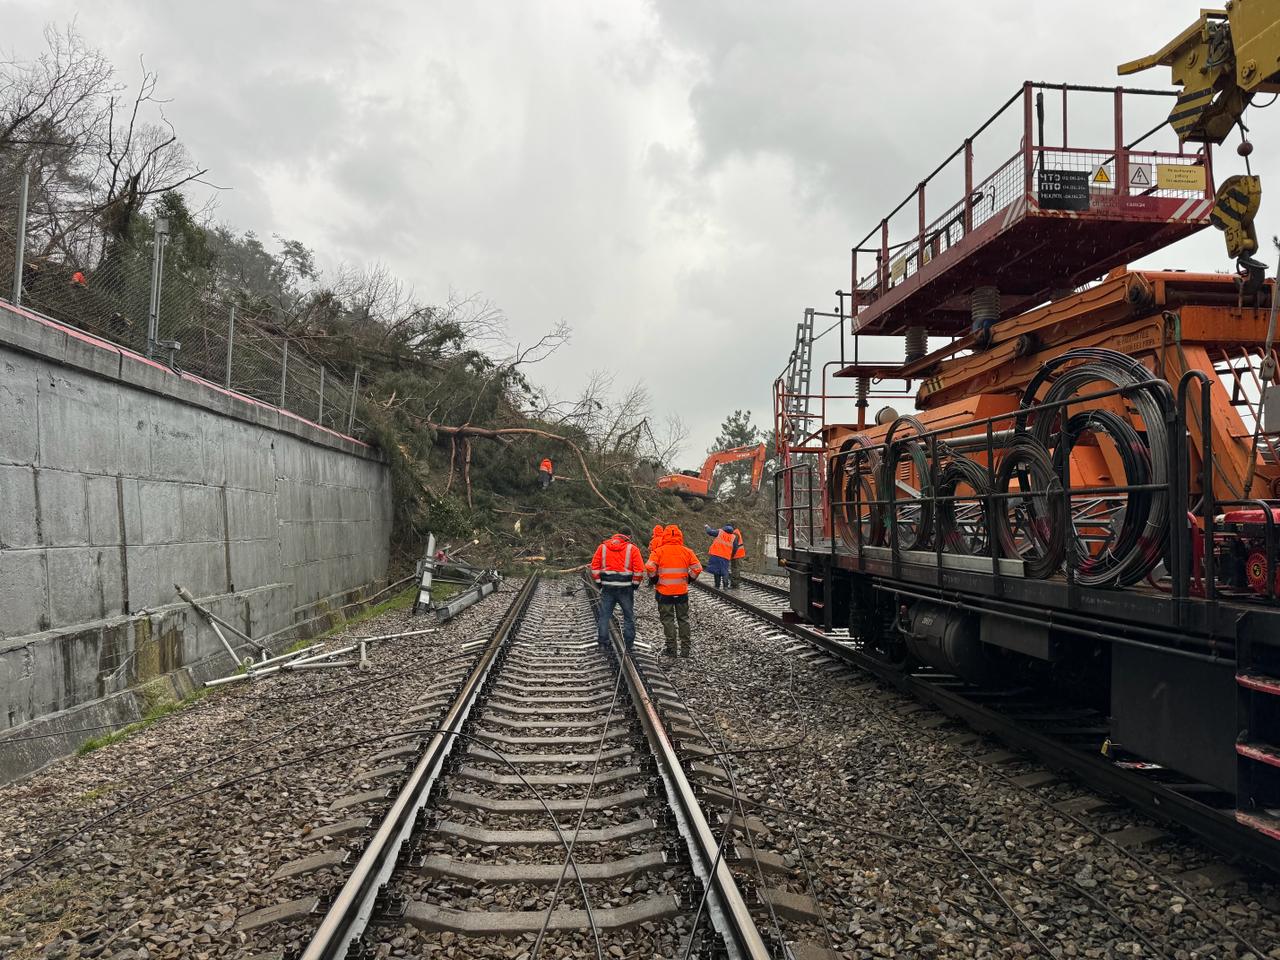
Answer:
584 579 772 960
301 575 539 960
737 576 789 598
692 580 1280 874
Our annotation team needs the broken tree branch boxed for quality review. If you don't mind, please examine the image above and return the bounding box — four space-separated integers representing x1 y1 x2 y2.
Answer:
416 420 617 511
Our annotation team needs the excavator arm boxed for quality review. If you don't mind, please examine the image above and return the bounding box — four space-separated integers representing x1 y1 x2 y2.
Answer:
700 443 768 494
1120 1 1280 270
656 442 767 502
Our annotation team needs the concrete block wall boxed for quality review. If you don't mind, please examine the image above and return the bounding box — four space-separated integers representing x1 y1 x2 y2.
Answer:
0 302 393 767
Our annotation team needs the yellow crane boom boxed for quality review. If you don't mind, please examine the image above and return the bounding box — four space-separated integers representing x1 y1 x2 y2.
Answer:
1120 1 1280 270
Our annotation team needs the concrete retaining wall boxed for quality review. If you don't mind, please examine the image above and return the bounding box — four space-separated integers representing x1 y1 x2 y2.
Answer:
0 302 393 778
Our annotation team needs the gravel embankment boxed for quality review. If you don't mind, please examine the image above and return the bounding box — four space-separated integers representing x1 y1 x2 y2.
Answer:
631 586 1280 960
0 584 521 960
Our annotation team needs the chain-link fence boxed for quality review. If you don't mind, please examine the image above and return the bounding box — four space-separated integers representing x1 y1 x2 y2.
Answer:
0 165 368 439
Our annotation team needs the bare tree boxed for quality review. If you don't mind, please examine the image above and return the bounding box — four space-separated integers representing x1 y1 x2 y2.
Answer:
93 58 208 240
0 24 112 152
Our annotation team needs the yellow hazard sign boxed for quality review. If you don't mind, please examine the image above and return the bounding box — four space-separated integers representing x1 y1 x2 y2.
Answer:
1091 165 1113 186
1156 163 1207 191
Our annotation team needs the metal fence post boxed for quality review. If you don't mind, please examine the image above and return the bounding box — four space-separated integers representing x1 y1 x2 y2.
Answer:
318 365 325 423
347 368 360 433
12 167 29 305
280 339 289 407
224 306 235 389
146 217 170 357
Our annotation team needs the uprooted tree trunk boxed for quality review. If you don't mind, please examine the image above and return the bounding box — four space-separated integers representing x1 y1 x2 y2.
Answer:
416 420 618 511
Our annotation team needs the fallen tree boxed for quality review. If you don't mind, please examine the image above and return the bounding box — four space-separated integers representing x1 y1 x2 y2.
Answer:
418 419 618 511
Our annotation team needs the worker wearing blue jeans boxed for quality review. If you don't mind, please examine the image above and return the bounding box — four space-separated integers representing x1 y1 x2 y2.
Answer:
597 585 637 649
591 529 644 650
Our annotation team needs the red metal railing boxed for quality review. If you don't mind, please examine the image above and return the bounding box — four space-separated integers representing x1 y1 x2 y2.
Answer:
849 82 1214 325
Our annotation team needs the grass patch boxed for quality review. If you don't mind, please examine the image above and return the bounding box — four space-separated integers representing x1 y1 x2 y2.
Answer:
75 687 209 757
307 584 420 643
430 580 465 602
0 877 90 958
73 782 122 805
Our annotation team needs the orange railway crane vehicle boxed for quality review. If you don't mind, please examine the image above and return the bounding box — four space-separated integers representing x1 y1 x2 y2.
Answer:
771 9 1280 866
657 443 766 501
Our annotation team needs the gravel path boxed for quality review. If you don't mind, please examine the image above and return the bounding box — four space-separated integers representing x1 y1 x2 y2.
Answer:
631 586 1280 960
0 584 523 960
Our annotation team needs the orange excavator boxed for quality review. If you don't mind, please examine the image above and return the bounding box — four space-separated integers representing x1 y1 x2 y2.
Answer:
657 443 767 503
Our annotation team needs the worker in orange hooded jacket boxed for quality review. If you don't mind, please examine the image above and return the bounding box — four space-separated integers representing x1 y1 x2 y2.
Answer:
591 527 644 649
648 524 664 556
645 524 702 657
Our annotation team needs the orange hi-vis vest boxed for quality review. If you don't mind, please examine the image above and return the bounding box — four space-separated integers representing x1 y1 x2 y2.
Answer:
709 529 734 561
539 458 553 473
732 529 746 560
591 534 644 589
646 541 702 597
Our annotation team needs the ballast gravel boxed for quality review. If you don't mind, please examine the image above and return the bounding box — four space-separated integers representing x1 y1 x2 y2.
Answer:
0 584 521 960
632 584 1280 960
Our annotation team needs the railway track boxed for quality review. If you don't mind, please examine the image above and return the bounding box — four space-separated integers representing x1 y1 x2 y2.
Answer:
246 575 780 960
703 575 1280 874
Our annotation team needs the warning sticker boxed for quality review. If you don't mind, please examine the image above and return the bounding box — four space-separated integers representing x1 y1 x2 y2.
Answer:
1156 163 1207 191
1128 163 1153 190
1091 164 1113 186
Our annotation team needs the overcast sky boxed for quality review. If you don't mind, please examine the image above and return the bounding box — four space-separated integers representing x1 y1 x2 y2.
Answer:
4 2 1275 462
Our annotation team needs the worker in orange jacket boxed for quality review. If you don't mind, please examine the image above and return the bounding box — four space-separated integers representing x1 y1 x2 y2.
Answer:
704 524 736 590
538 457 554 490
591 527 645 649
645 524 702 657
648 524 664 557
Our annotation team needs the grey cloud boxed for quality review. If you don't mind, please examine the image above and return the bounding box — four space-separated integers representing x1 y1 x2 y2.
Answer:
6 1 1275 460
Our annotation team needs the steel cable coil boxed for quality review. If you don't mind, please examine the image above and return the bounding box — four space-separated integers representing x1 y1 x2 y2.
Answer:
832 435 885 547
993 434 1068 578
1018 348 1171 586
1050 409 1153 587
937 455 993 556
881 415 934 551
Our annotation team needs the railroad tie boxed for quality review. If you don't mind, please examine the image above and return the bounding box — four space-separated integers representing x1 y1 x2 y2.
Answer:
402 895 681 934
479 713 624 730
271 849 350 881
756 886 825 925
465 743 634 764
443 786 649 813
309 817 371 839
434 817 658 845
237 897 320 932
329 789 390 812
453 764 643 787
1103 825 1169 848
471 727 629 747
415 850 668 884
